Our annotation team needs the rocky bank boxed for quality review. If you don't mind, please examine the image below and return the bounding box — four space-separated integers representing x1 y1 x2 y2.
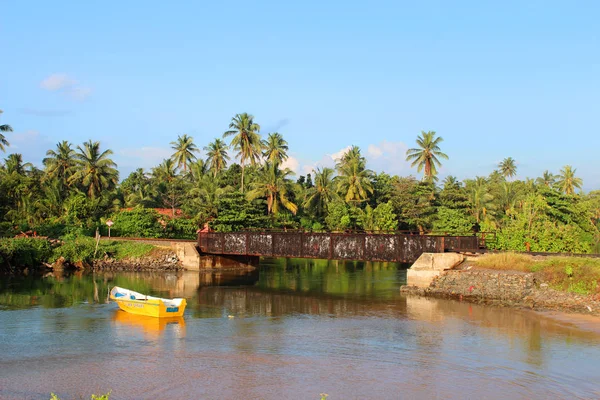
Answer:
90 248 185 272
402 267 600 316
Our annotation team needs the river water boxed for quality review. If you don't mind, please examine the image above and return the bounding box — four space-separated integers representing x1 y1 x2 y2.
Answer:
1 258 599 399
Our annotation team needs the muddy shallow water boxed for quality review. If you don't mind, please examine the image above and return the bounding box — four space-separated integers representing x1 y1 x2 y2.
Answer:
1 258 599 399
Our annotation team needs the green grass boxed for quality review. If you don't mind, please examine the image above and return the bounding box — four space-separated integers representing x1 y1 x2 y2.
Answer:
99 240 154 260
474 253 600 295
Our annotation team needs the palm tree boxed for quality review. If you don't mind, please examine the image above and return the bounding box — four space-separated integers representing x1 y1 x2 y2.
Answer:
43 141 76 185
247 163 298 215
223 113 261 192
498 157 517 180
556 165 583 195
442 175 460 190
187 173 232 222
336 155 373 205
153 158 177 182
69 140 118 199
170 134 198 172
304 167 339 218
536 170 556 188
466 177 494 223
4 153 32 175
189 159 208 182
0 110 12 152
263 132 289 166
204 138 230 177
152 158 182 216
340 145 366 169
405 131 448 182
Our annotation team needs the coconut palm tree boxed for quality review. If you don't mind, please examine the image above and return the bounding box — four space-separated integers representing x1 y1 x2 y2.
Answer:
187 173 232 222
0 110 12 152
304 167 339 218
204 138 230 177
188 159 208 183
43 141 76 185
223 113 261 192
263 132 289 166
442 175 460 190
466 177 494 223
4 153 32 175
69 140 118 199
536 170 556 188
556 165 583 195
339 145 366 169
170 134 198 172
405 131 448 182
247 163 298 215
498 157 517 180
336 155 373 205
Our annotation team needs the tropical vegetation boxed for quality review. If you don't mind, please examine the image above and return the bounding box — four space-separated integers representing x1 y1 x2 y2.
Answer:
0 112 598 256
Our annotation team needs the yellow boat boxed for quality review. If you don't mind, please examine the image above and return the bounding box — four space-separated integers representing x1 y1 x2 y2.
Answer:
109 286 186 318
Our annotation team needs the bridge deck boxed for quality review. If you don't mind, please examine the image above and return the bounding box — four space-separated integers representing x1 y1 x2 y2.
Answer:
198 231 489 263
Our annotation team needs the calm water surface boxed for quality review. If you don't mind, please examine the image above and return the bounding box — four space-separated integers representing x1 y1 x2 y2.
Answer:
1 258 599 399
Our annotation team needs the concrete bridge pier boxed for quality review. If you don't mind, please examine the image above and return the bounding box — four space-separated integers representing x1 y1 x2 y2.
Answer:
198 253 259 270
406 252 464 288
174 242 258 270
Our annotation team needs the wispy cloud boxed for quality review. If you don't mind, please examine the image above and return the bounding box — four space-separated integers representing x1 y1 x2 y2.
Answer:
280 156 299 173
118 146 174 170
40 73 93 101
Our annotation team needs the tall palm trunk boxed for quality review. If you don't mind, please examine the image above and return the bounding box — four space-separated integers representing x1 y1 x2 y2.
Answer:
241 157 245 193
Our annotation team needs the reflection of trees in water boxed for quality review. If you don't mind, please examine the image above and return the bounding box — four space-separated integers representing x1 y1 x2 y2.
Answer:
195 286 409 318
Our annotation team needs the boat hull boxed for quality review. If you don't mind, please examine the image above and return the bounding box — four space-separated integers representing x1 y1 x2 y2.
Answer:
110 286 187 318
114 298 186 317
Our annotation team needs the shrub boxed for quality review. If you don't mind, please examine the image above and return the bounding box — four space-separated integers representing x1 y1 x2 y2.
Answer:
110 207 163 238
0 238 53 268
164 218 197 239
50 237 97 264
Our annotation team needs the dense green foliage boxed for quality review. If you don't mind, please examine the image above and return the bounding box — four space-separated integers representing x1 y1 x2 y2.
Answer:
0 237 154 270
0 112 598 253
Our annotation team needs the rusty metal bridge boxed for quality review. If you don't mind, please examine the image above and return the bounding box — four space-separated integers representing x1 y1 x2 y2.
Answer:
198 231 492 263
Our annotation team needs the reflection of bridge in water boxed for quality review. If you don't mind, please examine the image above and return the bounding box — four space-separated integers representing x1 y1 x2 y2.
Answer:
198 231 490 263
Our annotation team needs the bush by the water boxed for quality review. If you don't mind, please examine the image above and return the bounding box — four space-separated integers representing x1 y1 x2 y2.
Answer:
0 237 155 270
51 237 154 264
0 238 53 268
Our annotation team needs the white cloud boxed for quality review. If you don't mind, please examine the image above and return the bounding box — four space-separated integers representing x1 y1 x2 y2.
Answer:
40 73 77 91
367 144 383 158
68 87 93 101
280 156 299 173
40 73 93 101
366 140 412 176
302 164 317 175
119 147 174 169
329 146 351 162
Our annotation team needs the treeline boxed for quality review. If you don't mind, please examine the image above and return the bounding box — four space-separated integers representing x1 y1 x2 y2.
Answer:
0 112 599 253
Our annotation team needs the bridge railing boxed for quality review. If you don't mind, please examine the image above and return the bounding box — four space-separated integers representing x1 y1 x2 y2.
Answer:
198 231 492 263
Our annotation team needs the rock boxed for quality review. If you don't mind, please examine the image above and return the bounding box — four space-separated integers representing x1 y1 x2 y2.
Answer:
53 256 66 271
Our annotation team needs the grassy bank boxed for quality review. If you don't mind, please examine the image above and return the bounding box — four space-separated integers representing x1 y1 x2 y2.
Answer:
473 253 600 295
0 237 155 272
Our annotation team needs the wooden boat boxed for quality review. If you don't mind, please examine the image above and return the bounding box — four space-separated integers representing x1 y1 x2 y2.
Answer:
109 286 186 318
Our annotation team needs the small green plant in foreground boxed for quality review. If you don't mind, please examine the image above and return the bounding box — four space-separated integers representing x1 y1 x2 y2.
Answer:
50 391 111 400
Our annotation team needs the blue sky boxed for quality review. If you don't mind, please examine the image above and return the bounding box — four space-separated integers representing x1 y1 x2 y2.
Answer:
1 0 599 189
